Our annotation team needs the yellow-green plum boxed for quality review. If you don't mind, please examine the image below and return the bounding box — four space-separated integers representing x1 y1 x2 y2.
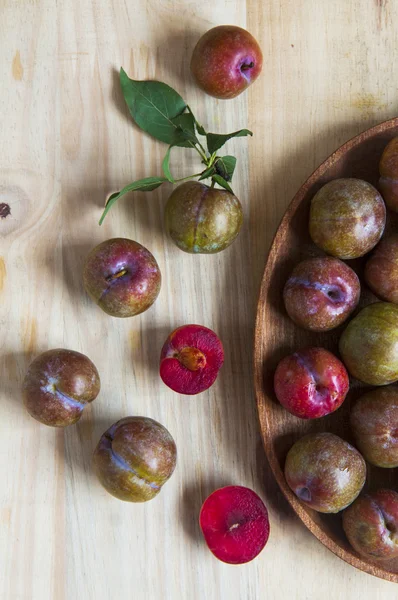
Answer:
165 181 243 254
93 417 177 502
339 302 398 385
343 489 398 560
309 178 386 259
379 137 398 212
23 349 100 427
285 432 366 513
350 387 398 468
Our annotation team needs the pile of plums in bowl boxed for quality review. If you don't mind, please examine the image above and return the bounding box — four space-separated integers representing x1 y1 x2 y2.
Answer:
274 138 398 562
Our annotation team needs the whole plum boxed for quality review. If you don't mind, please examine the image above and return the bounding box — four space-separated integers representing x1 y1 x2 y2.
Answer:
283 257 360 331
379 137 398 212
339 302 398 385
165 181 243 254
365 234 398 303
350 387 398 468
93 417 177 502
343 489 398 560
190 26 263 99
285 432 366 513
83 238 161 318
309 178 386 259
23 349 100 427
274 347 349 419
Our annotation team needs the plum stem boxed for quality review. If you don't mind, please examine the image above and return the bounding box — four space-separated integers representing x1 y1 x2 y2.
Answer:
106 268 128 282
241 61 254 71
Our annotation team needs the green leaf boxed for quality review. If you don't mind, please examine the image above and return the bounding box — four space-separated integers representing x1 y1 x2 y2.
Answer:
120 67 187 144
161 147 175 182
187 105 207 136
99 176 167 225
206 129 253 154
171 113 198 146
198 165 216 181
212 174 234 194
215 155 237 182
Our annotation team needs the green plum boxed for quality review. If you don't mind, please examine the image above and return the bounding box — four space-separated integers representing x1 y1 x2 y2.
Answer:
309 178 386 259
339 302 398 385
164 181 243 254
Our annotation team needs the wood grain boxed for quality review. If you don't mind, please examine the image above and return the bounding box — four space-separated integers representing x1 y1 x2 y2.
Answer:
1 0 398 598
254 118 398 583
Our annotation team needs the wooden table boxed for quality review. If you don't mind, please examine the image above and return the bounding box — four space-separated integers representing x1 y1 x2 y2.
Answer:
1 1 398 598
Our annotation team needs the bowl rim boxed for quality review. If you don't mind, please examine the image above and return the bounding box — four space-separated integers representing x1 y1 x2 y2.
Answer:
254 116 398 583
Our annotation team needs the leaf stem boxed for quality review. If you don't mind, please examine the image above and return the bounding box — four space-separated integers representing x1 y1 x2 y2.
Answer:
210 179 216 188
174 171 206 183
189 141 208 162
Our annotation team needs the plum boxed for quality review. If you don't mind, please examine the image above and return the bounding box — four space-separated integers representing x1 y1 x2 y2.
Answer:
83 238 161 318
93 417 177 502
190 26 263 99
343 489 398 560
364 234 398 303
164 181 243 254
285 432 366 513
283 257 360 331
199 486 270 564
274 347 349 419
309 178 386 259
350 387 398 468
23 349 100 427
339 302 398 385
160 324 224 395
379 137 398 212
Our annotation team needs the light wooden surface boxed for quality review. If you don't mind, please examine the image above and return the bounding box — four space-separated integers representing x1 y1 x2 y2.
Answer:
1 1 398 599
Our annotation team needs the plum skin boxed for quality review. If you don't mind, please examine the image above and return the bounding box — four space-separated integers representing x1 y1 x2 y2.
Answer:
283 257 360 331
274 347 349 419
190 25 263 99
365 234 398 303
339 302 398 386
309 178 386 259
23 349 100 427
93 417 177 502
83 238 161 318
350 387 398 468
379 136 398 212
165 181 243 254
343 489 398 560
285 432 366 513
160 324 224 395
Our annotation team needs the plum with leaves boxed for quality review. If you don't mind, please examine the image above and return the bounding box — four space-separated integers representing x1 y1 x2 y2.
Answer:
165 181 243 253
99 68 252 225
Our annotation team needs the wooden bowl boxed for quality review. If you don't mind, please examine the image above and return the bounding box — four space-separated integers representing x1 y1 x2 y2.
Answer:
254 117 398 583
